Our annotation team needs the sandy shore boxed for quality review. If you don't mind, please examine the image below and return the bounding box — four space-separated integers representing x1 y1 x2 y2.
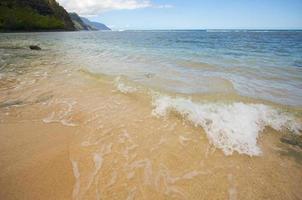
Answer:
0 67 301 200
0 122 74 199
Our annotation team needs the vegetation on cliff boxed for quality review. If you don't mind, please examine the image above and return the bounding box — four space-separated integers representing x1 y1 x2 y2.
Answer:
0 0 75 31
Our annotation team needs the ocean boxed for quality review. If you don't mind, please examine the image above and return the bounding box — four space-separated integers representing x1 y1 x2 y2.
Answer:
0 30 301 199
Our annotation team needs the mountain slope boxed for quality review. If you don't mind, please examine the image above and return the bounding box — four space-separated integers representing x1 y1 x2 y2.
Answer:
0 0 75 31
69 13 96 31
81 17 111 31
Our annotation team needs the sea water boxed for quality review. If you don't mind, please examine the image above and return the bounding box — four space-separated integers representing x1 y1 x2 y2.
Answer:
1 30 302 106
1 30 302 156
0 30 302 199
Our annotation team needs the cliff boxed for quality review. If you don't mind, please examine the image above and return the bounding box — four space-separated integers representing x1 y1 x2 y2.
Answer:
81 17 111 31
69 13 111 31
0 0 75 31
69 13 96 31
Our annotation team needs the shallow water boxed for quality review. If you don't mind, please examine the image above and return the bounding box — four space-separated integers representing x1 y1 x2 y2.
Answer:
0 31 302 200
1 31 302 105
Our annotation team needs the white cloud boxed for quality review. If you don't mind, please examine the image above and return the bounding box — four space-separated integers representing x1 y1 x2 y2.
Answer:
57 0 172 15
154 4 173 9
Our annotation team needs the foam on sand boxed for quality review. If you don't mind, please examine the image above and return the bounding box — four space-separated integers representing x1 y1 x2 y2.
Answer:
114 76 137 94
71 160 81 200
42 99 77 127
152 95 301 156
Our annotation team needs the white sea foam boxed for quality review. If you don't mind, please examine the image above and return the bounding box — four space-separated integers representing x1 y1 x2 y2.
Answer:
152 95 302 156
71 160 81 200
42 99 77 127
114 77 137 94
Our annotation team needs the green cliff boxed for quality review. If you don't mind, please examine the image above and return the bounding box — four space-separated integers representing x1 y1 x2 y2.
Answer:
0 0 75 31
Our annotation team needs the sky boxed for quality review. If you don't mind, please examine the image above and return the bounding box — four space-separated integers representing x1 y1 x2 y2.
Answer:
57 0 302 30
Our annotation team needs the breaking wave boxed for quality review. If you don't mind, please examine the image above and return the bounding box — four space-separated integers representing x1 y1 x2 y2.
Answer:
152 95 301 156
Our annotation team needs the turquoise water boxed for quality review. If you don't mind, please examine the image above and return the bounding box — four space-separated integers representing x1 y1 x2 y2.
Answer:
1 31 302 199
1 30 302 106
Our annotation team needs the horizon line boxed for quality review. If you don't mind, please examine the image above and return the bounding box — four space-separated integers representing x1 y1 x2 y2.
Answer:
110 28 302 31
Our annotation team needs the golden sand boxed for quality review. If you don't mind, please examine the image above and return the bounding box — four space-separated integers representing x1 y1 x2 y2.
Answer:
0 68 301 200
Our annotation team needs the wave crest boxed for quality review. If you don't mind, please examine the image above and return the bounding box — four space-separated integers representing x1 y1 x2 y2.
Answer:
152 95 301 156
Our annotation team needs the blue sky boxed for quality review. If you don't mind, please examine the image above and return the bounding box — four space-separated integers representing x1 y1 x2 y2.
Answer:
58 0 302 30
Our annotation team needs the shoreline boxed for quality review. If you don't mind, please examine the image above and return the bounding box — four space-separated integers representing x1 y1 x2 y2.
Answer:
0 30 302 199
1 66 301 199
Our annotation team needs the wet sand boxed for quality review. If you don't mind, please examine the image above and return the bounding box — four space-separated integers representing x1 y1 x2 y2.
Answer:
0 67 302 200
0 122 74 200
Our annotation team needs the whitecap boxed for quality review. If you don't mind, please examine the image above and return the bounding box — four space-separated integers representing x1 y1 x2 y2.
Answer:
152 95 301 156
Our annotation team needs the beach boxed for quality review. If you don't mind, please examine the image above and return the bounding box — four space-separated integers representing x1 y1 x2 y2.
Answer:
0 31 302 199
